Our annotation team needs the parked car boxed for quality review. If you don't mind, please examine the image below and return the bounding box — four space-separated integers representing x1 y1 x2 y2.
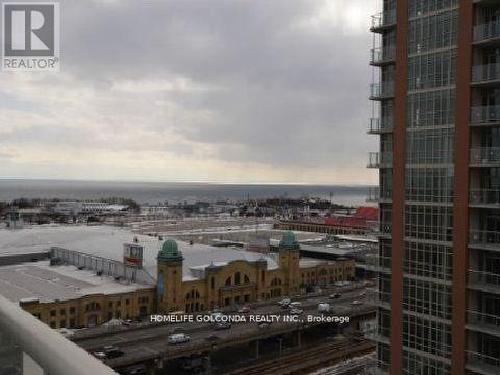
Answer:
289 302 302 309
290 308 303 315
351 300 363 306
168 333 191 344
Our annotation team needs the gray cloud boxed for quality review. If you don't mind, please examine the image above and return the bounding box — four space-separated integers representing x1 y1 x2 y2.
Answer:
0 0 377 182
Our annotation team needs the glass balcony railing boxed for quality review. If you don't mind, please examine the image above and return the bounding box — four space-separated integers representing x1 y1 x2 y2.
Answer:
470 189 500 206
366 289 391 309
405 189 454 204
367 152 393 168
469 230 500 249
469 270 500 292
370 82 395 100
364 325 390 344
370 47 396 65
0 295 117 375
468 310 500 332
473 20 500 43
361 254 391 272
467 351 500 375
367 117 393 134
371 10 397 31
472 63 500 83
367 187 392 203
470 147 500 165
471 105 500 124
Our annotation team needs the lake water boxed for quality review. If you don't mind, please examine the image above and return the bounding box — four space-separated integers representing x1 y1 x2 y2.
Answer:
0 179 372 207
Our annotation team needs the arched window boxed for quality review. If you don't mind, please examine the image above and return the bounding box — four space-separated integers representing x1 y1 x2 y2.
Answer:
244 274 250 284
271 277 282 287
211 277 215 289
234 272 241 285
225 276 231 286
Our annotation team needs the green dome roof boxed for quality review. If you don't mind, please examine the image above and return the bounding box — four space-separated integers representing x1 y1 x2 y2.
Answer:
279 231 299 250
158 239 183 261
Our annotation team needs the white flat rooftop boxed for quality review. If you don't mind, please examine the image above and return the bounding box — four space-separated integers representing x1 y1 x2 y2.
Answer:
0 225 280 282
0 261 150 303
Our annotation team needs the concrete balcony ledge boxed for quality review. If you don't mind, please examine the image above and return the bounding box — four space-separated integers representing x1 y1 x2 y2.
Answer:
0 294 117 375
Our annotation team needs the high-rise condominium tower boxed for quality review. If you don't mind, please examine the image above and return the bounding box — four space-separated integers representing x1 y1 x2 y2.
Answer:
368 0 500 374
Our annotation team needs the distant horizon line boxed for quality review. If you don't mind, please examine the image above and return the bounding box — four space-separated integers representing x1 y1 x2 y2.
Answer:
0 177 375 187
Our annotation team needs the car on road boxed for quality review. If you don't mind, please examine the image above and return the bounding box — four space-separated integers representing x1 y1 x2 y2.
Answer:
213 321 231 330
103 346 124 358
351 300 363 306
290 308 303 315
318 303 330 313
205 334 220 342
359 291 367 297
289 302 302 308
329 293 342 299
168 333 191 344
238 305 251 313
278 297 291 307
92 351 107 360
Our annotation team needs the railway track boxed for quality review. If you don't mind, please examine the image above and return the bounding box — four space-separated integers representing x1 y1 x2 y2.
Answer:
223 338 375 375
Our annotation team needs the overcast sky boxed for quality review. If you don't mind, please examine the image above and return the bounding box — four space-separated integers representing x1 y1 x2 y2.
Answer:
0 0 378 185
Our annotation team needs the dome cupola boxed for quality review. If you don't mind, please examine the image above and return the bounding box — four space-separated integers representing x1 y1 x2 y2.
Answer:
279 231 300 250
158 239 183 261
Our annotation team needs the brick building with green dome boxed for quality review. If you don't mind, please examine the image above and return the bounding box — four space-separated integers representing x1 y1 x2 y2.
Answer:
156 231 355 313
